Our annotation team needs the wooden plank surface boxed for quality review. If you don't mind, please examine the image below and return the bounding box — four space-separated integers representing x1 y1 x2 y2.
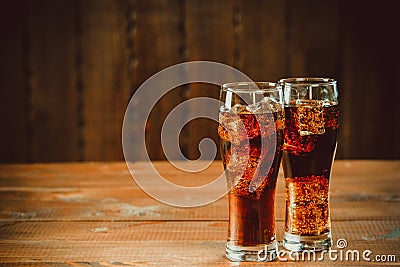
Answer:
0 186 399 222
0 221 399 263
0 161 399 265
0 161 399 222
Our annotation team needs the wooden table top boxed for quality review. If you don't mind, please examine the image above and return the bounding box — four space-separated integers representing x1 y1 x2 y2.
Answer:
0 160 399 266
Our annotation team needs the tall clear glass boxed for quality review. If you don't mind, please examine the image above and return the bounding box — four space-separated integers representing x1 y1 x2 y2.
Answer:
280 78 339 251
218 82 284 261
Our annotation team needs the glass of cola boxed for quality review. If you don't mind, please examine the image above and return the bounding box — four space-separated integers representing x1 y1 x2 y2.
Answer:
218 82 284 262
280 78 339 251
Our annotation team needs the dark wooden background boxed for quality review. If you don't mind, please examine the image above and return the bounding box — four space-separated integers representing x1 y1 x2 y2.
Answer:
1 0 399 163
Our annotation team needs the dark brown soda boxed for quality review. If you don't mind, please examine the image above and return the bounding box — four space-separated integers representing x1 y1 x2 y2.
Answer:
219 111 284 246
283 104 339 236
227 188 276 246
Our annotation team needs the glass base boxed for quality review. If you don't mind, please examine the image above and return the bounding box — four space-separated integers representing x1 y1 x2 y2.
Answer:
226 241 277 262
283 232 332 251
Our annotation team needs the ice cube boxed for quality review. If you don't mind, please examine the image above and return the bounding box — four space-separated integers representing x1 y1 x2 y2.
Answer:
266 97 282 113
226 143 250 173
246 101 268 113
321 99 331 107
295 100 325 136
256 114 275 138
231 103 248 114
219 112 247 144
246 97 282 114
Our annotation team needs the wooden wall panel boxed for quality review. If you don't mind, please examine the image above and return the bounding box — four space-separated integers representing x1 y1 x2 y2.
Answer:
28 0 80 162
80 0 130 161
184 0 235 160
340 1 400 159
0 0 29 163
130 0 184 161
0 0 399 162
235 0 286 81
286 0 341 77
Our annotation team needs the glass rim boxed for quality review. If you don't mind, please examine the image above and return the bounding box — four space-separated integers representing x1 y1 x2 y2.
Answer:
221 82 279 93
279 77 337 87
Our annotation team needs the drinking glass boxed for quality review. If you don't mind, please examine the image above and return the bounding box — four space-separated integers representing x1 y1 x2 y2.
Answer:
280 78 339 251
218 82 284 261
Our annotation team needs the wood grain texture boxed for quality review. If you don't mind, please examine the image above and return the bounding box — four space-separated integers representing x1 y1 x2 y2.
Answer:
0 221 398 264
0 221 399 256
28 0 80 162
1 0 399 162
183 0 235 160
0 187 399 222
80 0 130 161
235 0 286 81
0 161 399 222
0 161 399 265
286 0 342 77
1 160 398 191
339 1 400 159
128 0 185 161
1 220 399 243
0 0 29 162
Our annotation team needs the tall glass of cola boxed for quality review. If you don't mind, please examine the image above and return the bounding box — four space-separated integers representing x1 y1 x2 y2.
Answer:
218 82 284 261
280 78 339 251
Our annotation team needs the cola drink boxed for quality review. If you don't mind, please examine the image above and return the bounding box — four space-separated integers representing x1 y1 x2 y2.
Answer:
282 99 339 249
219 106 284 255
